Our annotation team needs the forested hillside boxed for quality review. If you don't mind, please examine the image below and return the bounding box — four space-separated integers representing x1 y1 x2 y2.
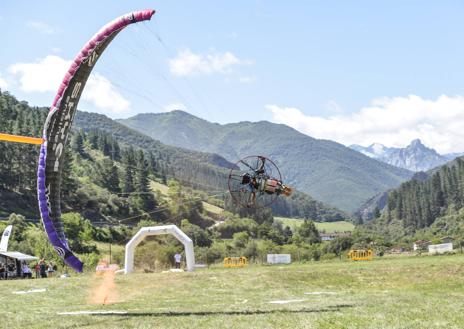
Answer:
359 157 464 242
119 110 413 212
0 91 347 222
76 111 234 193
0 92 47 216
74 110 346 221
385 158 464 230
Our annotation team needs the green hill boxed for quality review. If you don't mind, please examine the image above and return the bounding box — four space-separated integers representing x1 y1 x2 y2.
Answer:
119 111 413 212
0 91 347 222
379 157 464 232
74 111 347 222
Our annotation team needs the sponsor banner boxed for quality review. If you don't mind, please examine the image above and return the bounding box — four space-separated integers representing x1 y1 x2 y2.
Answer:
267 254 291 264
428 243 453 254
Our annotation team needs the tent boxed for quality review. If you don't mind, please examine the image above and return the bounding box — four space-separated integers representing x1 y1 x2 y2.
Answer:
0 251 38 279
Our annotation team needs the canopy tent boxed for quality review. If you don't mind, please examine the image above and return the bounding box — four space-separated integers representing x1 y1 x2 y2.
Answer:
0 251 38 261
0 251 38 279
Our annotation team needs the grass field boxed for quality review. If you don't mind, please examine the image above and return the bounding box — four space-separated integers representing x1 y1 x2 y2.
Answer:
2 254 464 328
201 201 223 214
149 181 223 215
149 181 170 195
275 217 355 233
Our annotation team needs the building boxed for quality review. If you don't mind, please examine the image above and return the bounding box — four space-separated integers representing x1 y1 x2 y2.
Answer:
320 232 351 241
413 240 431 251
440 236 454 244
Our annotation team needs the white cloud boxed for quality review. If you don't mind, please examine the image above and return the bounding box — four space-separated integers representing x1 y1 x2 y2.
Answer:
169 48 251 76
10 55 69 92
267 95 464 154
164 102 187 112
9 55 130 114
0 73 8 90
239 75 256 83
84 73 130 113
27 21 56 35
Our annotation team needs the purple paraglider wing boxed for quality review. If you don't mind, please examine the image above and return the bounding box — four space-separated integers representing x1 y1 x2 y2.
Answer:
37 10 155 272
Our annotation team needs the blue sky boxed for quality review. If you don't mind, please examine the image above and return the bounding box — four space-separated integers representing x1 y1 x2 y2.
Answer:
1 1 464 152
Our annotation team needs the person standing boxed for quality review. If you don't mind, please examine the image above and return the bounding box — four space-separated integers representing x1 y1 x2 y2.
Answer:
0 263 5 280
47 262 55 278
22 262 32 279
39 259 47 278
174 253 182 269
34 262 40 278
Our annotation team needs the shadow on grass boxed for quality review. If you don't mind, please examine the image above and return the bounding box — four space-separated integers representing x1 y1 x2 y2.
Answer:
92 304 353 317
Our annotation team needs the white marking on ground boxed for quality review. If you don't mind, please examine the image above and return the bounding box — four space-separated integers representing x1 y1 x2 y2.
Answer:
268 299 307 304
235 299 248 304
13 288 46 294
304 291 337 295
57 310 128 315
161 269 184 273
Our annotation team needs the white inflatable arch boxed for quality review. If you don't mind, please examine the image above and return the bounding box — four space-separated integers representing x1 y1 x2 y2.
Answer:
124 225 195 274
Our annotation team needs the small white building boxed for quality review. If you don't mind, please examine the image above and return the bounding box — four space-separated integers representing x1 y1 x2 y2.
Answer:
320 232 351 241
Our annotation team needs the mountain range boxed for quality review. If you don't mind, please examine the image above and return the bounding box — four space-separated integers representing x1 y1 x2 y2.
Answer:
0 91 347 222
350 139 461 172
118 110 413 212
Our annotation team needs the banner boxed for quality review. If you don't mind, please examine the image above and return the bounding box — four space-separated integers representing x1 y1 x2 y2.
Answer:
0 225 13 252
428 243 453 254
267 254 291 264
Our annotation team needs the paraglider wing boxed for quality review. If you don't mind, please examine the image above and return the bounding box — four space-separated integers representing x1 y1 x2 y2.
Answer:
37 10 155 272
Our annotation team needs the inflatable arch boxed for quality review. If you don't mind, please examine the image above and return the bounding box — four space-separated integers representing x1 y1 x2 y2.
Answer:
124 225 195 274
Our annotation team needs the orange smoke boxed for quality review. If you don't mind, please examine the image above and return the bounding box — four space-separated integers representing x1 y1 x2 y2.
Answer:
89 261 119 305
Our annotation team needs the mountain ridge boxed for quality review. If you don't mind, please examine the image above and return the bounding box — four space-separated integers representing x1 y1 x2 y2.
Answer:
118 110 413 212
349 139 458 172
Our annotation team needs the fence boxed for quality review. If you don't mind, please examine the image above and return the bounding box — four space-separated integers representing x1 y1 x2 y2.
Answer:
223 257 248 268
348 249 373 261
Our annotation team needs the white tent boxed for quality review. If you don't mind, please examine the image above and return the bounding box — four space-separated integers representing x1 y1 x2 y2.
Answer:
0 251 38 262
124 225 195 274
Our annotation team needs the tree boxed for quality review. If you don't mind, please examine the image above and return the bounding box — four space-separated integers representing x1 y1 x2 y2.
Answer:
7 213 28 243
283 225 293 243
121 147 135 193
180 219 212 247
96 158 120 193
71 130 85 156
373 206 381 219
297 219 321 244
62 213 97 253
232 232 250 249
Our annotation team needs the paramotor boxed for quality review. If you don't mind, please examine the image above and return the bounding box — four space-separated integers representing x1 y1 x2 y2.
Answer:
228 155 292 208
